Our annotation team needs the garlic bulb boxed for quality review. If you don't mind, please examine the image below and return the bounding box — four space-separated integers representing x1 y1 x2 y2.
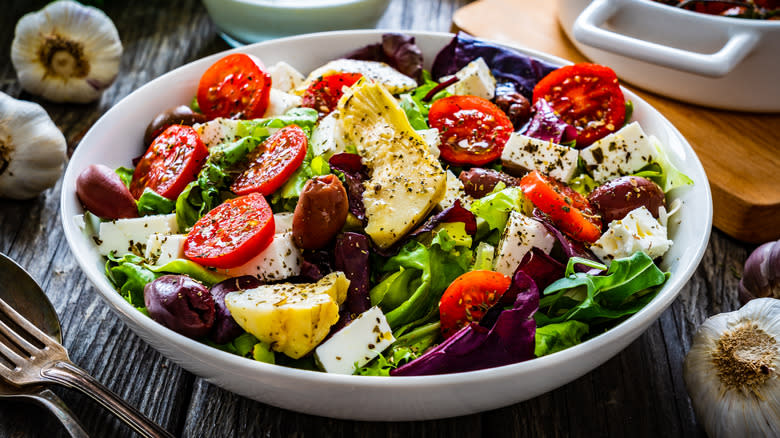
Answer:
684 298 780 438
11 0 122 103
0 92 67 199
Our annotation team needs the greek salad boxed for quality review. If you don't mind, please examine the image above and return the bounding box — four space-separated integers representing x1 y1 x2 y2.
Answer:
75 33 693 376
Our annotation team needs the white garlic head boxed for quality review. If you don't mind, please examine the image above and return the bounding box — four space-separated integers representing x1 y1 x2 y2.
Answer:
684 298 780 438
11 0 122 103
0 92 67 199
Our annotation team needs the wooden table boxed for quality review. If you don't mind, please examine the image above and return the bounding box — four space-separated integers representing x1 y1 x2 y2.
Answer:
0 1 750 436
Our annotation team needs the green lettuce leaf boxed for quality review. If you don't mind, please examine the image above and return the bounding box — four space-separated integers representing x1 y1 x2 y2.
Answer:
469 185 532 233
146 259 227 287
534 320 589 357
105 253 159 308
115 166 134 188
137 188 175 216
355 322 440 376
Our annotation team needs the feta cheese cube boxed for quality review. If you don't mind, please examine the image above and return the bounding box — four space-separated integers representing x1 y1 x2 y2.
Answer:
222 232 301 282
445 57 496 100
416 128 441 158
314 306 395 375
97 214 178 256
494 211 555 276
579 122 657 183
310 111 348 158
267 61 305 93
194 118 241 150
273 212 294 234
263 88 302 118
144 233 186 266
501 133 579 182
590 206 672 264
438 169 472 210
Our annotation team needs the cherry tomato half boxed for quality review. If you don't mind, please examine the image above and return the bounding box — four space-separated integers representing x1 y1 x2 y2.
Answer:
301 72 363 116
183 193 275 269
429 95 513 166
439 270 511 339
532 63 626 147
196 53 271 120
130 124 208 200
231 125 308 196
519 170 602 243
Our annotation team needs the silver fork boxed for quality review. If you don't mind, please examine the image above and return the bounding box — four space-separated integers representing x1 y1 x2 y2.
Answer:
0 297 174 438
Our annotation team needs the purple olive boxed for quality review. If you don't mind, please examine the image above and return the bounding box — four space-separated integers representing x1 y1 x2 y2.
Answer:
76 164 138 219
588 176 666 224
458 168 519 198
143 105 208 147
209 276 262 344
144 275 215 338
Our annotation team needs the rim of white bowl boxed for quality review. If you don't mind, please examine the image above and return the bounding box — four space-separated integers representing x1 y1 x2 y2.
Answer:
61 29 712 390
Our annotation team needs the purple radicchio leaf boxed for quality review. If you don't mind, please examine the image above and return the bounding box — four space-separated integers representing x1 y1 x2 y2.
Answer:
329 153 368 223
298 249 334 282
515 248 565 292
523 99 578 144
409 200 477 238
343 33 423 82
431 32 558 100
334 232 372 315
209 276 262 344
532 209 602 274
391 271 539 376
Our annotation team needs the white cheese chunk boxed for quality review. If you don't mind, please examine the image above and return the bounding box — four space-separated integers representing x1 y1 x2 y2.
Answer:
144 233 186 266
263 88 302 118
298 59 417 95
438 169 472 210
97 214 178 256
445 57 496 100
314 306 395 375
579 122 657 183
267 61 305 93
222 232 301 282
194 118 241 150
591 206 672 264
494 211 555 276
310 111 348 158
501 133 579 183
273 212 294 234
416 128 441 158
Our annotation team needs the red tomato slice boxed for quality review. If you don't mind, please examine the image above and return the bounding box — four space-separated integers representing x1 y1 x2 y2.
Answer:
519 170 602 243
196 53 271 120
301 72 363 115
429 95 513 166
183 193 275 268
439 270 511 339
532 63 626 147
230 125 308 196
130 124 208 200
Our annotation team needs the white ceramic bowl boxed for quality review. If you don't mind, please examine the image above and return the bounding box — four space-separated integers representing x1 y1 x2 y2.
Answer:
202 0 391 44
558 0 780 112
60 30 712 420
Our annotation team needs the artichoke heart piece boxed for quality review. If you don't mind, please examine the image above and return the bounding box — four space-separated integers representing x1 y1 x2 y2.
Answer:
339 80 446 249
298 59 417 95
224 272 350 359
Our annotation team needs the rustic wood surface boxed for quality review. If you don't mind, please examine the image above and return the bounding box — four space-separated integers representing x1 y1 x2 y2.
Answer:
0 0 751 437
454 0 780 245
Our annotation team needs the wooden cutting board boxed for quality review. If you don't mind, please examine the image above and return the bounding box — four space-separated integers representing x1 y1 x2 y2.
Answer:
452 0 780 244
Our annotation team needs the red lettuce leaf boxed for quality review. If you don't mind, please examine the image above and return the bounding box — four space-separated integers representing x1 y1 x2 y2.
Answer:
431 32 557 100
523 99 578 144
391 271 538 376
409 200 477 238
329 153 368 223
516 248 565 292
334 232 372 315
343 33 423 82
533 209 602 274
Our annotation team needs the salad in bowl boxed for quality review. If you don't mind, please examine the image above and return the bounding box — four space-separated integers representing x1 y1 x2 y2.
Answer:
62 31 710 419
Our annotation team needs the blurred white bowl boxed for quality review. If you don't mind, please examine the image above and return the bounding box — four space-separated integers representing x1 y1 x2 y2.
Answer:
202 0 391 44
558 0 780 112
61 30 712 420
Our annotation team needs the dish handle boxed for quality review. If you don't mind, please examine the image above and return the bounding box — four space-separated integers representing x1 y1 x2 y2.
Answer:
572 0 759 77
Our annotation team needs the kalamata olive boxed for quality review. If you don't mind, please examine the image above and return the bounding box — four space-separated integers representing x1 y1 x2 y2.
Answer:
144 275 215 339
458 168 519 198
494 82 531 129
588 176 666 224
292 174 349 249
143 105 208 147
209 276 262 344
76 164 138 219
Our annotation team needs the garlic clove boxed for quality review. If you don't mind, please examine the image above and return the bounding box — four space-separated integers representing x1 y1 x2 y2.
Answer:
684 298 780 438
11 0 122 103
0 92 67 200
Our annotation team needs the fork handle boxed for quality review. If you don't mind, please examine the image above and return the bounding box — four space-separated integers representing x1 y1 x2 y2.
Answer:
41 361 174 438
24 387 90 438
